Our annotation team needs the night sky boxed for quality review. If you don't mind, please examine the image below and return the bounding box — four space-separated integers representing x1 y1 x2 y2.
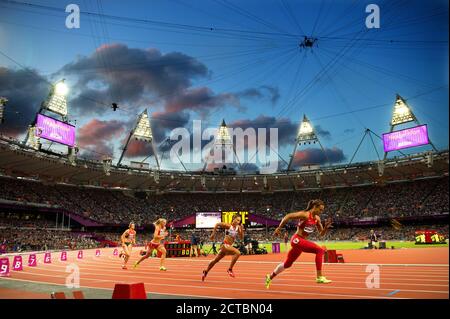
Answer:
0 0 448 171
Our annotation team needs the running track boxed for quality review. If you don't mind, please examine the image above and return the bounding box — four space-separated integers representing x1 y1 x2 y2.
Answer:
0 247 448 299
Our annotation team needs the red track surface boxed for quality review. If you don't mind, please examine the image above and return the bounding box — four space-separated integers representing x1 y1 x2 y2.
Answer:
0 247 448 299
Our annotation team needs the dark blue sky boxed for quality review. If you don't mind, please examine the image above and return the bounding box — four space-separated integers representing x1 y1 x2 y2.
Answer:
0 0 448 170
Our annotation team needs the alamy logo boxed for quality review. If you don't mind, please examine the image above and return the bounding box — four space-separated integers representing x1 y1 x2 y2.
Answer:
365 264 380 288
65 263 80 288
366 4 380 29
168 120 279 174
65 4 80 29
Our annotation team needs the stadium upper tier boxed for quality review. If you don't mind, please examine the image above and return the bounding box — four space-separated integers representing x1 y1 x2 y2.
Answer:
0 136 448 192
0 173 448 225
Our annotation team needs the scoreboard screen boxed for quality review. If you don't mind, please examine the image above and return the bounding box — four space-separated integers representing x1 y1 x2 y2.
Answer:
222 211 248 225
415 230 446 244
195 212 221 228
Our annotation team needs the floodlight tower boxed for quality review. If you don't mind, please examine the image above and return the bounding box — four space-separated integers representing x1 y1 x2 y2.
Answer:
287 114 328 171
202 119 240 172
23 79 77 162
117 109 160 170
384 94 437 160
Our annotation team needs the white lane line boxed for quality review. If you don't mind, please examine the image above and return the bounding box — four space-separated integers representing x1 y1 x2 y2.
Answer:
12 266 449 295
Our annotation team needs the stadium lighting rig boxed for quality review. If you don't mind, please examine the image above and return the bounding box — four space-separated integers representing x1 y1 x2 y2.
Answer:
23 79 78 163
384 94 438 160
287 115 328 171
390 94 416 126
0 97 7 124
117 109 160 170
202 119 241 173
44 79 69 118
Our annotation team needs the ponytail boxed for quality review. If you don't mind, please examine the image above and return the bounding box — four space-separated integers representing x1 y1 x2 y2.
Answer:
305 199 324 211
155 218 167 226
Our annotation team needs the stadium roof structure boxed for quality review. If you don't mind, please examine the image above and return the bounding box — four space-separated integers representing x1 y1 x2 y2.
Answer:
0 135 448 192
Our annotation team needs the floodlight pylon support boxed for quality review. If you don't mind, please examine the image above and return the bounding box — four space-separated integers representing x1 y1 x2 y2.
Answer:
384 94 438 160
117 109 160 170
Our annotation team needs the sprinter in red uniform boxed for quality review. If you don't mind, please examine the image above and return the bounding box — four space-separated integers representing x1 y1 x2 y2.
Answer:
119 222 136 269
133 218 168 271
265 199 333 288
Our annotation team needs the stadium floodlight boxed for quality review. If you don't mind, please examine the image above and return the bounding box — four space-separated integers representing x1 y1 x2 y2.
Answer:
54 82 69 96
391 94 416 126
288 114 328 171
297 115 316 142
215 119 232 146
43 79 68 117
133 110 153 142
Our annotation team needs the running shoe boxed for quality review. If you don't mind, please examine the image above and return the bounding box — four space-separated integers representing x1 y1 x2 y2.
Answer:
201 270 207 282
316 276 332 284
133 262 139 269
160 266 167 271
122 265 127 270
227 269 235 278
265 274 272 289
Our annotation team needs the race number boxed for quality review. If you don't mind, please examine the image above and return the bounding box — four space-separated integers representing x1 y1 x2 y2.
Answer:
12 256 23 271
0 258 10 277
28 254 37 267
44 252 52 264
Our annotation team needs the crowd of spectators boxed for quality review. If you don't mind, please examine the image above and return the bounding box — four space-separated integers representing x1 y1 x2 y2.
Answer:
0 176 448 226
0 228 98 253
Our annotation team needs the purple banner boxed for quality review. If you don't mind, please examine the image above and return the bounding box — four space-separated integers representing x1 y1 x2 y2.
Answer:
383 125 429 152
35 114 75 147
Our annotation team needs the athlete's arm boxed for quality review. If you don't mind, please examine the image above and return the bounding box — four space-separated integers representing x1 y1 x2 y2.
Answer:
238 224 244 240
210 222 230 240
153 226 165 241
274 211 308 236
318 217 333 237
120 230 129 243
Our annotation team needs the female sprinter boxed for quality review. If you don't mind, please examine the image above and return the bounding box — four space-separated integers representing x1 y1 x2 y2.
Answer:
133 218 168 271
202 214 244 281
119 222 136 269
265 199 333 288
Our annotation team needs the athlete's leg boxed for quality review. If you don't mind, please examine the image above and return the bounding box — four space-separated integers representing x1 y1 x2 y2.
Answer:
157 246 167 269
134 248 153 267
224 246 241 271
121 244 131 268
123 245 133 266
298 239 325 277
269 244 302 280
205 249 226 273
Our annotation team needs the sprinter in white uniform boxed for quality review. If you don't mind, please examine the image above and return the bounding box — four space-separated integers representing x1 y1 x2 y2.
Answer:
202 215 244 281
